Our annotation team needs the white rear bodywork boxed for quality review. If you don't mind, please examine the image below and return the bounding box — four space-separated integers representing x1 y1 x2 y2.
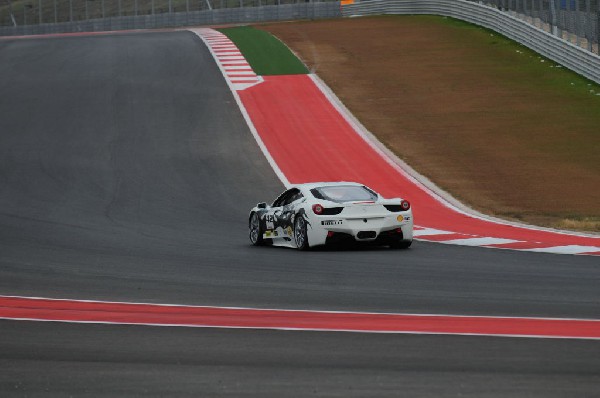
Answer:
250 182 414 249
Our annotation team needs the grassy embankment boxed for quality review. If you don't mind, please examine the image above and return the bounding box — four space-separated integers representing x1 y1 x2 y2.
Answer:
226 19 600 232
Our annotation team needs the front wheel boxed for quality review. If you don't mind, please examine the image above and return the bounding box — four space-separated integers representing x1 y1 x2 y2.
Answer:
249 213 266 246
294 215 309 251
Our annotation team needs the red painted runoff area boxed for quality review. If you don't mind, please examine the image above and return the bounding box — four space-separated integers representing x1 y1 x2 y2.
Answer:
238 75 600 248
1 296 599 339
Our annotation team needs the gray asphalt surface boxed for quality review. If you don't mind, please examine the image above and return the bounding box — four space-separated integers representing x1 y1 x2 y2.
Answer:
0 31 599 396
2 320 599 397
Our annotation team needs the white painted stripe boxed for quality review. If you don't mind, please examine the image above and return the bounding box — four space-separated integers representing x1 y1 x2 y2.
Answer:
440 237 522 246
218 56 246 61
524 245 600 254
224 65 255 70
230 78 260 82
231 83 259 91
412 228 456 237
227 73 256 78
229 76 259 80
226 71 257 76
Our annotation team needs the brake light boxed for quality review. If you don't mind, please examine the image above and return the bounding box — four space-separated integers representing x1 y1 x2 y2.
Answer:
400 200 410 211
312 204 324 215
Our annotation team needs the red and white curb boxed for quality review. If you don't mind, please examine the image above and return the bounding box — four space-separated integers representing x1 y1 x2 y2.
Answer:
190 28 262 91
1 295 599 339
413 226 600 255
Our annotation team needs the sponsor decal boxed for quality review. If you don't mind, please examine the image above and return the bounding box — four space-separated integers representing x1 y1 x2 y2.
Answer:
287 226 293 236
265 214 275 230
274 231 279 237
265 231 272 237
321 220 343 226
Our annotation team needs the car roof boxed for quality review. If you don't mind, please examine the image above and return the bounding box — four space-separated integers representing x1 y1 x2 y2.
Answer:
292 182 366 191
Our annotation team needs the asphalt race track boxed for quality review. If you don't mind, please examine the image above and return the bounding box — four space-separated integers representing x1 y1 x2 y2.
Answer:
1 31 599 396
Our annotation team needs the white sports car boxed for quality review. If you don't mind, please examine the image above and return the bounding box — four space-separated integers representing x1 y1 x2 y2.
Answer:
248 182 413 250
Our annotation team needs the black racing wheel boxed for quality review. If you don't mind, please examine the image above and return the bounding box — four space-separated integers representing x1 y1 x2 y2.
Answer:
249 213 267 246
294 215 309 251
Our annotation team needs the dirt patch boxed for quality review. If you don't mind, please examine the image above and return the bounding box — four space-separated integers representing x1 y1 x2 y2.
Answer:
258 16 600 232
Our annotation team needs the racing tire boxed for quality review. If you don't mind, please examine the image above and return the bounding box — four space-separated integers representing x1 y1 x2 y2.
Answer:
294 215 310 251
390 240 412 250
249 212 269 246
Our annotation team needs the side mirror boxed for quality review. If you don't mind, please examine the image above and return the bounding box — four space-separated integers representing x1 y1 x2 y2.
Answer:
257 202 268 209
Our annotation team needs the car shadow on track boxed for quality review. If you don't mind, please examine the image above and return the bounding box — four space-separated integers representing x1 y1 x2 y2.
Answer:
245 242 412 253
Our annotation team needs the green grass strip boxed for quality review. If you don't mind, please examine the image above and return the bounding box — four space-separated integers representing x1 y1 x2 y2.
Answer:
218 26 308 75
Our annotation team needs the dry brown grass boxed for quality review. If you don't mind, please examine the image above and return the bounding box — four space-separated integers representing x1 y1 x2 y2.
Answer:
259 16 600 233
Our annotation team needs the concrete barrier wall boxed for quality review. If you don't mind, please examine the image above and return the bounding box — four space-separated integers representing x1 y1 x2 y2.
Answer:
0 2 341 36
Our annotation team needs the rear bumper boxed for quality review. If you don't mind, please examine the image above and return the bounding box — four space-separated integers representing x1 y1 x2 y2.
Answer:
307 215 414 247
325 227 411 247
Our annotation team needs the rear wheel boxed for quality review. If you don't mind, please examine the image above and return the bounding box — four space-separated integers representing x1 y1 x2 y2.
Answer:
294 215 309 251
249 213 265 246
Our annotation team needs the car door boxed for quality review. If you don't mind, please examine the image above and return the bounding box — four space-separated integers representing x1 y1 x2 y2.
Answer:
266 188 303 240
263 189 294 240
279 189 305 238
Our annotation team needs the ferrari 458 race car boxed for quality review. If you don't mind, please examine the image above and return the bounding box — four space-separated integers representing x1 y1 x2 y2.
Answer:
248 182 413 250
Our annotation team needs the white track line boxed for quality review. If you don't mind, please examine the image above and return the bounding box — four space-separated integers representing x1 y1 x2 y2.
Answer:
523 245 600 254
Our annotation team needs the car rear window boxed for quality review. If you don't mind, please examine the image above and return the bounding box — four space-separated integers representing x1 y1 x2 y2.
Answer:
311 186 377 203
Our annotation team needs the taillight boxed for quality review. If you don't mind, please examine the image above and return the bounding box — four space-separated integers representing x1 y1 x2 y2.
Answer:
312 204 324 215
400 200 410 211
